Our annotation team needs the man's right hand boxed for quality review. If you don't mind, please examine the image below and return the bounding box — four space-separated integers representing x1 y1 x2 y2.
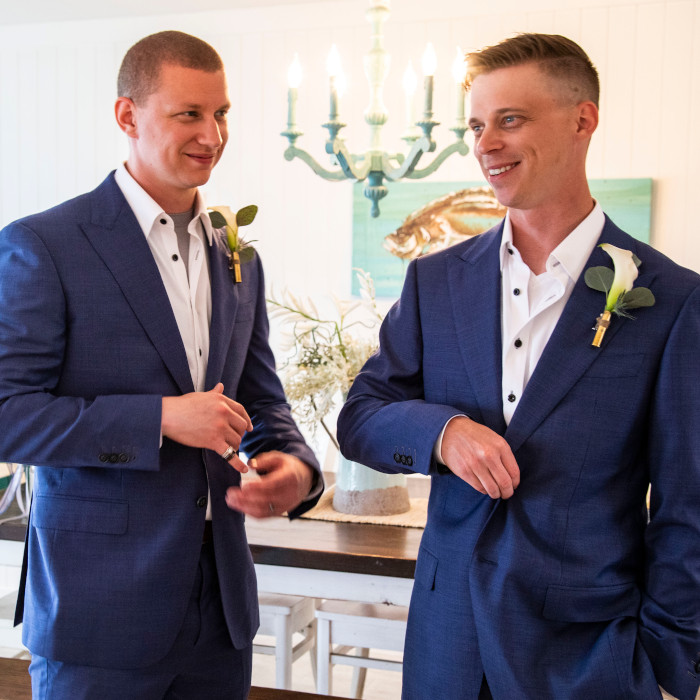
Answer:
161 382 253 473
441 416 520 499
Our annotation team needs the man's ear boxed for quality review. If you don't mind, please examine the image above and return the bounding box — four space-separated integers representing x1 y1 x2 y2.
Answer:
575 100 599 138
115 97 138 137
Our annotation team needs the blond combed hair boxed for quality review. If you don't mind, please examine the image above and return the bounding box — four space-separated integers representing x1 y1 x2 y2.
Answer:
464 33 600 107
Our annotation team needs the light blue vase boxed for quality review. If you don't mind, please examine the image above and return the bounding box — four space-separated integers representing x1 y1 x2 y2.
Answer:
333 453 410 515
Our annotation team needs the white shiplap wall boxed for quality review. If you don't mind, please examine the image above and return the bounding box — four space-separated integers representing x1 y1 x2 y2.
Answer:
0 0 698 312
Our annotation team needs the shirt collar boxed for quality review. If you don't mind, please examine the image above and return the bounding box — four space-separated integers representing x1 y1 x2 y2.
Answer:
114 163 214 245
499 201 605 281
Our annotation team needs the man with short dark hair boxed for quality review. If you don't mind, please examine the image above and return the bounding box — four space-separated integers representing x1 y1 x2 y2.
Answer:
0 30 321 698
338 33 699 700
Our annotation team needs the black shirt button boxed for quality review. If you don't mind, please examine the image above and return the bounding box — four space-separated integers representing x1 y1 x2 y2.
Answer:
508 393 516 403
507 248 514 255
513 288 521 296
160 218 167 225
172 254 179 261
514 338 523 348
196 496 208 508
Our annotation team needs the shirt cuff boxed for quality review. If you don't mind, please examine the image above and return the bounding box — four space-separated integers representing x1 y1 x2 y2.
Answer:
433 414 467 465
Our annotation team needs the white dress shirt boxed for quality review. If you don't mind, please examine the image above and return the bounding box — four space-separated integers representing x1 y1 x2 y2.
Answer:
500 203 604 425
436 203 604 458
114 164 213 393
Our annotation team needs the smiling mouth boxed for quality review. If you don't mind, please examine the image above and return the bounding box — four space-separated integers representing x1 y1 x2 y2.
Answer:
488 163 518 176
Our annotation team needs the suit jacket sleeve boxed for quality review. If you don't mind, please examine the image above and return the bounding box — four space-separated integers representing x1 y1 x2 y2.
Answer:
0 220 162 470
639 284 700 700
337 258 462 476
236 253 322 517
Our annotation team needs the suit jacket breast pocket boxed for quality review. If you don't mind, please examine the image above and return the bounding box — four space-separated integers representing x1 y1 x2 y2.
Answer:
585 352 646 379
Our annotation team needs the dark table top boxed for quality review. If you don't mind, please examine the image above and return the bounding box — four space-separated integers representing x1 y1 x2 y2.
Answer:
1 476 426 579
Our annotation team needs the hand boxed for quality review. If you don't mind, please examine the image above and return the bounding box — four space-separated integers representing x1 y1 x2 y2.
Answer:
161 382 253 473
441 416 520 499
225 451 315 518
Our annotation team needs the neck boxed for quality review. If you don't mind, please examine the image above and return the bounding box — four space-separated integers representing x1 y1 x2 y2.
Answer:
509 195 595 274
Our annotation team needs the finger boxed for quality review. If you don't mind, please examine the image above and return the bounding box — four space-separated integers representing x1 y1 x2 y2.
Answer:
226 485 278 518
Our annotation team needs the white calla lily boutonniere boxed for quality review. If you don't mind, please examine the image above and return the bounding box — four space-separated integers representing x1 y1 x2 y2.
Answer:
585 243 655 347
208 205 258 284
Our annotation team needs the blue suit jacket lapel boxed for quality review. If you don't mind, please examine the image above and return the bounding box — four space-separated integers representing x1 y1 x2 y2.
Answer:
505 217 657 453
79 174 195 395
447 225 507 433
205 230 238 389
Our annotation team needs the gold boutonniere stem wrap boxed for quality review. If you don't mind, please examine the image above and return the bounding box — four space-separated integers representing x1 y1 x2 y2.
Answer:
585 243 655 348
208 205 258 284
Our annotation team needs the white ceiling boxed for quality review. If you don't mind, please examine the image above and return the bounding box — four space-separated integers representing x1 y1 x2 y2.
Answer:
0 0 332 26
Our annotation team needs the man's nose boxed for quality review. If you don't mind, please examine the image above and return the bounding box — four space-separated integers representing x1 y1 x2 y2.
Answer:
475 126 501 155
199 117 224 148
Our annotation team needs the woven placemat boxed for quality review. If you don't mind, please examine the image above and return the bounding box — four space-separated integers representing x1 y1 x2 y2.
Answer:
301 485 428 528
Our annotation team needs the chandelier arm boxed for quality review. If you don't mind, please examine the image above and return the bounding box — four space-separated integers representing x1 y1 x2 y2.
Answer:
381 136 433 181
404 140 470 180
326 139 373 180
283 146 350 181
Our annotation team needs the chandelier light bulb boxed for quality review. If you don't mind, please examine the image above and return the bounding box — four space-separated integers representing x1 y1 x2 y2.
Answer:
327 44 342 78
287 53 302 89
422 43 437 77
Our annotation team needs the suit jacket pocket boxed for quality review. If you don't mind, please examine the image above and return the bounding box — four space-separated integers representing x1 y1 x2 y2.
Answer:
32 494 128 535
585 352 646 378
543 582 641 622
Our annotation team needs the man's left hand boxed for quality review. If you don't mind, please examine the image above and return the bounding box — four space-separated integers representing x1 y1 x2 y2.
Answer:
225 451 314 518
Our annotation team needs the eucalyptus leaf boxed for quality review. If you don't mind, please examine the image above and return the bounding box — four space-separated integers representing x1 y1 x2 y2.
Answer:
208 210 227 229
621 287 655 309
239 247 256 263
236 205 258 227
584 266 614 293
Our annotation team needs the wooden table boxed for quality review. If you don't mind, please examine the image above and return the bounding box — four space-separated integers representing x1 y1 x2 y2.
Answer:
0 657 343 700
2 478 426 606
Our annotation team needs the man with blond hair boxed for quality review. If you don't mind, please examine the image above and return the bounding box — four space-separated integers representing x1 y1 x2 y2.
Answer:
339 33 699 700
0 30 321 698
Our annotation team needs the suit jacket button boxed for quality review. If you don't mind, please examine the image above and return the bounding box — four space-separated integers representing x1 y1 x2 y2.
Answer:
118 453 129 463
196 496 208 508
393 453 401 463
108 453 119 463
407 456 413 466
99 453 109 463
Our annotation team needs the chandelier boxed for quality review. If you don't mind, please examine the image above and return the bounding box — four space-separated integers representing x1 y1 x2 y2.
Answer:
281 0 470 217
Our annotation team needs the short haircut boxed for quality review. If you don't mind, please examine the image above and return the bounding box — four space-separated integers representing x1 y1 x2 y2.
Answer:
464 33 600 107
117 30 224 105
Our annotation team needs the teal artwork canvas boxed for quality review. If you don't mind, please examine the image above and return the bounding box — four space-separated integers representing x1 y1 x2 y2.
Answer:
352 178 652 298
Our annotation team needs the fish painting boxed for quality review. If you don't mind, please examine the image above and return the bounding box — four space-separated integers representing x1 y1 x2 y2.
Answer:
383 186 506 260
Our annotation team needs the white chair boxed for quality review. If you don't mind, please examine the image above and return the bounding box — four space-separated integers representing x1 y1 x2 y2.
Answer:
253 593 317 689
315 599 408 698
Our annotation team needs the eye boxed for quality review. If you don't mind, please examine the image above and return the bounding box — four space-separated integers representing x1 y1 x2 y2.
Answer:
469 123 483 136
502 114 524 128
215 109 228 121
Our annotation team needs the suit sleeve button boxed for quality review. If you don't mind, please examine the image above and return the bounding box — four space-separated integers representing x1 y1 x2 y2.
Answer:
108 454 119 463
118 453 129 463
407 456 413 466
393 453 401 463
99 453 109 462
196 496 208 508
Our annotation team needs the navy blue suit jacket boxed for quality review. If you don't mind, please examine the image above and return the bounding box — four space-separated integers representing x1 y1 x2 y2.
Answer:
0 173 321 668
338 217 700 700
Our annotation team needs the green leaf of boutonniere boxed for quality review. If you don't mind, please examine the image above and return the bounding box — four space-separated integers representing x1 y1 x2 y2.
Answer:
208 210 228 230
236 205 258 227
584 266 614 293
